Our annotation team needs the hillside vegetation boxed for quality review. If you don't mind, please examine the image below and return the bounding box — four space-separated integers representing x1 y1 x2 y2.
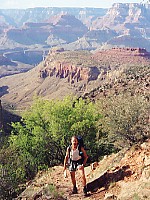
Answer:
0 3 150 199
17 140 150 200
0 47 149 199
0 91 149 199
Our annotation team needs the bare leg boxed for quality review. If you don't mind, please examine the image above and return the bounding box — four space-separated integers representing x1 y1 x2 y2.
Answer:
70 171 78 194
78 165 88 196
70 171 76 186
78 165 86 186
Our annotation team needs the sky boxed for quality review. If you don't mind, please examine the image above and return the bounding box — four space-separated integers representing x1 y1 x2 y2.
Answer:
0 0 143 9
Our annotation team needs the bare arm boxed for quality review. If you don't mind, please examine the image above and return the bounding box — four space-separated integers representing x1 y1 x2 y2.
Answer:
81 147 88 166
63 147 69 171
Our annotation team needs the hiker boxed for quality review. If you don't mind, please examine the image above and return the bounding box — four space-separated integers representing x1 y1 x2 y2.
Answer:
63 136 88 196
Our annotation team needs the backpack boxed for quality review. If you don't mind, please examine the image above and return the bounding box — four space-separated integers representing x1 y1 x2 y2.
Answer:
68 136 84 164
77 135 84 148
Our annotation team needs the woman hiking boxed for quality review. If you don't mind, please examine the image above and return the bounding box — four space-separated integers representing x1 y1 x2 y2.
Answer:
63 136 88 196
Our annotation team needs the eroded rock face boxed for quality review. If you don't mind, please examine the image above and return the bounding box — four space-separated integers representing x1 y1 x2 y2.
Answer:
6 14 88 45
39 49 100 84
92 3 150 34
40 63 89 83
39 61 99 84
39 47 150 86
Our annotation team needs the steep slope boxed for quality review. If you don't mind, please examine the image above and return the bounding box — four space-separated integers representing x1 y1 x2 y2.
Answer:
17 140 150 200
1 3 150 77
0 13 88 78
61 29 118 51
102 35 150 51
84 47 150 101
1 3 150 53
0 47 150 110
0 8 106 51
0 7 106 27
6 14 88 46
92 3 150 35
0 48 100 109
92 3 150 51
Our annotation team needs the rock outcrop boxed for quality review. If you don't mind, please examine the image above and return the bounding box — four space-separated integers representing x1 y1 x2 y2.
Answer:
92 3 150 35
0 47 149 109
93 47 150 66
91 3 150 51
0 7 106 27
6 14 88 45
39 48 100 84
1 3 150 71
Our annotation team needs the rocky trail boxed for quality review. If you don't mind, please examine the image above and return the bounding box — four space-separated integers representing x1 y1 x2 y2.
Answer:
17 140 150 200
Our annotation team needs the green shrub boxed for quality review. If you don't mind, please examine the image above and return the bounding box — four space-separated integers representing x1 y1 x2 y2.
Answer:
97 94 149 148
8 96 101 180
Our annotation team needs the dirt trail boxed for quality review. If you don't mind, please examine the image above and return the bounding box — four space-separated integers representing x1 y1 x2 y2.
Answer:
18 140 150 200
47 165 106 200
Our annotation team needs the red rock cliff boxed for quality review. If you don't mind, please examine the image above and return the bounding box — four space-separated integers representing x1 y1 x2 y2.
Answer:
39 49 100 84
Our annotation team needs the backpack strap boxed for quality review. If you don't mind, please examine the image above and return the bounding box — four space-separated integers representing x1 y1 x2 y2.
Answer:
78 145 84 162
78 144 81 153
67 145 71 154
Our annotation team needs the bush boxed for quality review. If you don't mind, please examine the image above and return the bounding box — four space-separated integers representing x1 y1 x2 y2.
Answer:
97 94 149 148
8 96 101 181
0 146 26 199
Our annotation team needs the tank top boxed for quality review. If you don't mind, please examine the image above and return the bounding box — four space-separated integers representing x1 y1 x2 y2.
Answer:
70 147 82 161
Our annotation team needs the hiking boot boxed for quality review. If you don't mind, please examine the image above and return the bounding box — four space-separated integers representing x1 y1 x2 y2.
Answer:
83 186 88 196
72 186 78 194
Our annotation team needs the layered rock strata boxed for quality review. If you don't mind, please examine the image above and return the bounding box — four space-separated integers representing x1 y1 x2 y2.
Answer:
39 49 100 84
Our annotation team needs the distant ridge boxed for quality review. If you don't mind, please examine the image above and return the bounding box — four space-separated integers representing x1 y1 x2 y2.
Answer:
0 47 149 109
0 3 150 79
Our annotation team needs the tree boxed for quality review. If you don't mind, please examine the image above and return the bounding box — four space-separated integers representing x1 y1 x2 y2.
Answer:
97 94 149 148
8 96 101 181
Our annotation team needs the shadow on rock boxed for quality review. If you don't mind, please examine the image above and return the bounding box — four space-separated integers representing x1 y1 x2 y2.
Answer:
0 86 9 97
87 165 131 192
